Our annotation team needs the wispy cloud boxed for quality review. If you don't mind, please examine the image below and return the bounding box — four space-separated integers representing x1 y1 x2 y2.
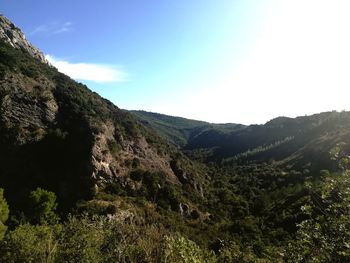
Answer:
53 22 72 34
30 21 73 36
45 55 126 83
30 25 49 35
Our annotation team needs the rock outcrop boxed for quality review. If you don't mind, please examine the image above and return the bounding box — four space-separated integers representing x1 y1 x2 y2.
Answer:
0 15 48 63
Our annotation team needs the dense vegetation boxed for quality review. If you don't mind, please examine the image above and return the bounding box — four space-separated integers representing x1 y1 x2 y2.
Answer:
131 110 245 147
1 37 350 262
135 110 350 171
2 149 350 262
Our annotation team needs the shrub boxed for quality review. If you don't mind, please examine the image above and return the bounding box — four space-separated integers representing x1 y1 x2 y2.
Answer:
56 215 104 263
0 224 59 263
161 234 216 263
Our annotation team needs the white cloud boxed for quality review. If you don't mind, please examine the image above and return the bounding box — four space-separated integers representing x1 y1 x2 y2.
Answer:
46 55 126 83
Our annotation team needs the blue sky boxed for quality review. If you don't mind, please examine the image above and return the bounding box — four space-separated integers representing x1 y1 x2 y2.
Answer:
2 1 350 124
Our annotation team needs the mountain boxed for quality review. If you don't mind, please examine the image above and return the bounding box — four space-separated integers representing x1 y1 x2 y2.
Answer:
132 110 350 172
131 110 245 147
188 111 350 170
0 15 205 215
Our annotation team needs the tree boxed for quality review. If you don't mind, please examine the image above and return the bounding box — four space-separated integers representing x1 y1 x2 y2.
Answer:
28 188 59 225
0 188 9 239
286 144 350 262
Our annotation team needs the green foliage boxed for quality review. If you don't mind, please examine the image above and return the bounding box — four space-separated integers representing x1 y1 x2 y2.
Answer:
107 138 120 155
20 64 39 78
76 199 117 215
28 188 59 225
286 146 350 262
131 110 244 147
0 63 7 79
162 234 216 263
216 241 282 263
101 218 167 263
286 174 350 262
56 215 104 262
0 188 9 239
0 224 59 263
1 213 285 263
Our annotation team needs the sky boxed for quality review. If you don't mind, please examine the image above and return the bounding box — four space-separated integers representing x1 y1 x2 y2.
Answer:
2 0 350 124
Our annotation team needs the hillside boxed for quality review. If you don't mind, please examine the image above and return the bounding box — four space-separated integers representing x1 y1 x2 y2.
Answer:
133 110 350 172
190 111 350 171
131 110 245 147
0 15 207 220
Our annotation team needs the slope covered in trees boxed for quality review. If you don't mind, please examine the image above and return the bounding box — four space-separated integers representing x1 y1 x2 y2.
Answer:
131 110 245 147
0 38 209 231
134 110 350 172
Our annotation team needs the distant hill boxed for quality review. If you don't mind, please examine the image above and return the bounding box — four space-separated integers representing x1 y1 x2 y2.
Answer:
222 112 350 169
132 110 350 172
130 110 245 147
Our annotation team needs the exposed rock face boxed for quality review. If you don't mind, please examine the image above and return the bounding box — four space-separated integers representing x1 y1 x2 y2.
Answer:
89 120 179 190
0 73 57 143
0 15 48 63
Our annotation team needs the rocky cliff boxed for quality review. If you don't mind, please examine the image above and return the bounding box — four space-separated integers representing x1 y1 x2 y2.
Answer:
0 15 47 63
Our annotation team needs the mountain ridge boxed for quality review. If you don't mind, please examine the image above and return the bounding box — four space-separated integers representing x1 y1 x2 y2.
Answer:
132 109 350 172
131 110 246 147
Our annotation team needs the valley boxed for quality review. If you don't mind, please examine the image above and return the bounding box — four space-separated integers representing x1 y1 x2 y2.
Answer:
0 14 350 262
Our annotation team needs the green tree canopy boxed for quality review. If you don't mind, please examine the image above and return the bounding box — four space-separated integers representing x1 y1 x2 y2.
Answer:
286 144 350 262
28 188 58 225
0 188 9 239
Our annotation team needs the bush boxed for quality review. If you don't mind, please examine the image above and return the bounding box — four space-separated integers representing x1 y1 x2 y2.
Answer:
56 215 104 263
0 224 59 263
161 234 216 263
